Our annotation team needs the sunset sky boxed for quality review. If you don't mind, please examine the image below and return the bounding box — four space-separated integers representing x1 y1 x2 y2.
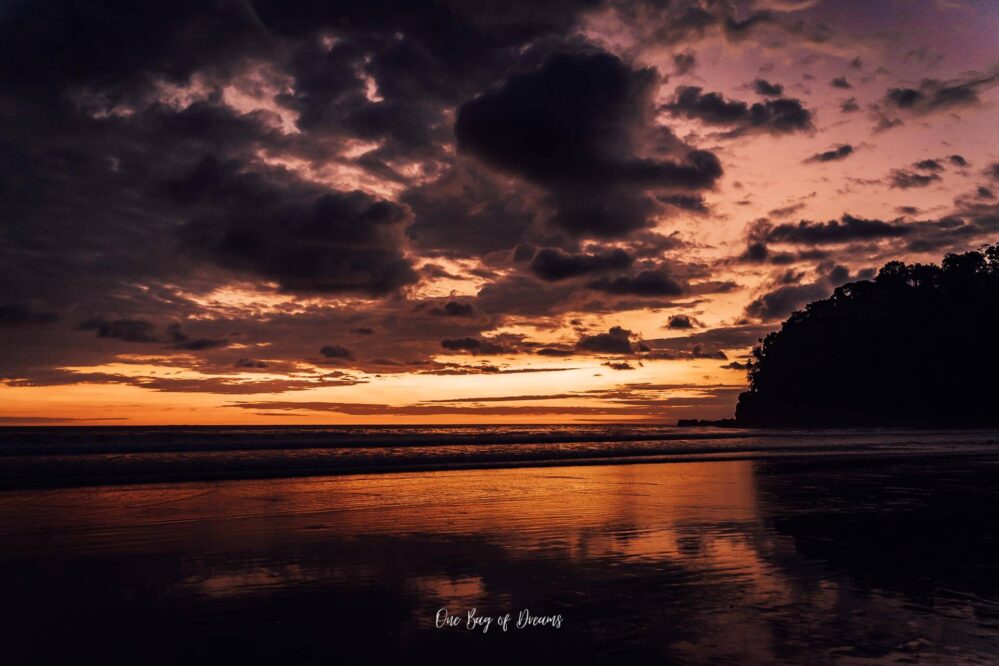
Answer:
1 0 998 425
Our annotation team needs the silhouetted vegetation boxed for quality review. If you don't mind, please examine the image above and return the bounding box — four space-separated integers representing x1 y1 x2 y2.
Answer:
736 243 999 426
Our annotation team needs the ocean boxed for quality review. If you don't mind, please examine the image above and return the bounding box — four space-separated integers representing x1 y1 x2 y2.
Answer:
1 424 998 488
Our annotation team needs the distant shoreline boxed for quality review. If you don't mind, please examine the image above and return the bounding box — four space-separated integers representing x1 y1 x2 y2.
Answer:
676 418 742 428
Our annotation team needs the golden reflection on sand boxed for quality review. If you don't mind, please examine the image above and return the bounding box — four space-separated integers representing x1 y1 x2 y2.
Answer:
3 460 997 663
0 462 763 596
0 461 757 540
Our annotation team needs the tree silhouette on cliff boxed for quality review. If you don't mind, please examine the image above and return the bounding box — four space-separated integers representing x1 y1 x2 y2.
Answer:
736 243 999 427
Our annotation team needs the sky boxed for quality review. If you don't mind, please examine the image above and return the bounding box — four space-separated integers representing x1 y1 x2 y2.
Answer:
1 0 998 425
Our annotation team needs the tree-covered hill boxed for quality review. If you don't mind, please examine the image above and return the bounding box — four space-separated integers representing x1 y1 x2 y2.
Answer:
735 243 999 427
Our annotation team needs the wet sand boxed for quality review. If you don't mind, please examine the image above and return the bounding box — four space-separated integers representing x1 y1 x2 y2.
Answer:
2 454 999 664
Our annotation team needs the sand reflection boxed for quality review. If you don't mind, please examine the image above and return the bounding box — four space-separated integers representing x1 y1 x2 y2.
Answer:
2 459 999 664
0 460 759 562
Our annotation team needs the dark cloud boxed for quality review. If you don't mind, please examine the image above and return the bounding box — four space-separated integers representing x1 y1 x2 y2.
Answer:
886 87 929 108
267 0 598 173
229 399 668 417
671 6 717 33
0 1 274 105
723 11 778 38
914 159 944 172
456 49 722 237
627 231 687 257
0 0 603 345
767 202 807 218
736 238 831 265
743 263 866 322
425 392 580 403
166 324 228 351
79 317 157 343
141 374 366 394
529 247 632 281
619 2 827 50
603 361 634 370
642 345 726 361
536 347 574 357
948 155 969 168
0 304 59 327
174 158 419 295
3 367 369 394
805 144 854 163
871 110 904 133
986 163 999 181
351 327 375 335
440 337 508 354
665 87 749 124
428 301 478 317
840 98 860 113
673 51 697 75
174 337 228 351
417 361 576 376
664 86 813 135
893 209 999 254
657 194 708 213
420 264 463 280
474 275 579 317
764 214 911 244
745 282 830 321
320 345 355 361
889 169 941 189
645 324 773 356
740 241 772 263
753 79 784 96
404 162 538 256
587 269 685 296
822 263 850 285
666 314 699 329
577 326 635 354
744 98 814 134
883 68 999 115
830 76 852 89
512 244 538 263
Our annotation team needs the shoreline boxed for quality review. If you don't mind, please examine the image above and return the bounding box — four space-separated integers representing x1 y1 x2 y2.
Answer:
3 441 999 491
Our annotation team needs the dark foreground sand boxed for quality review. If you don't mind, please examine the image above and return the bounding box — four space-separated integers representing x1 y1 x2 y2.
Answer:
2 454 999 664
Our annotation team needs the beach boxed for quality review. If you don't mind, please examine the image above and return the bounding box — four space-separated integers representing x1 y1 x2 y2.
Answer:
2 425 998 488
2 431 999 664
4 1 998 662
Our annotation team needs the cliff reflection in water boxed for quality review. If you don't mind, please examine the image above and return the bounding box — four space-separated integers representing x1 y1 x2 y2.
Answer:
2 457 999 664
